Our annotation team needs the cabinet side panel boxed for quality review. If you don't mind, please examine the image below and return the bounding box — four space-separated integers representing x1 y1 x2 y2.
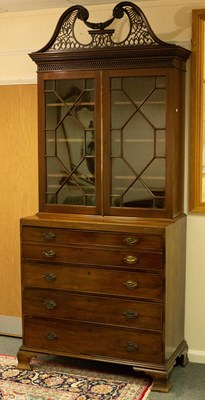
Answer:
165 216 186 360
172 69 186 217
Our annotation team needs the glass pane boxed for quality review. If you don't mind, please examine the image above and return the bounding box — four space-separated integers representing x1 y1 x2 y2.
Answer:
123 113 154 172
141 159 165 188
110 75 166 209
156 76 166 88
123 180 154 207
45 80 55 90
111 90 136 129
141 89 166 128
46 131 55 156
44 78 95 206
112 158 135 196
156 130 166 157
111 130 122 157
123 76 156 103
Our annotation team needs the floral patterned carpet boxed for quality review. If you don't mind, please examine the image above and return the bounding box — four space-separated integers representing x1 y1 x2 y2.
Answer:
0 354 152 399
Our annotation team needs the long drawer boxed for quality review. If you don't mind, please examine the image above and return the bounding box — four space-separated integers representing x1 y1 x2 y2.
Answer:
22 244 163 271
23 289 162 331
22 263 163 300
22 226 164 251
23 317 163 364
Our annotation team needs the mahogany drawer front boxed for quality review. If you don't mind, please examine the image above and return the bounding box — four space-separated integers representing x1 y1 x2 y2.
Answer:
23 289 163 331
23 317 163 364
23 263 163 300
22 226 163 251
22 244 163 271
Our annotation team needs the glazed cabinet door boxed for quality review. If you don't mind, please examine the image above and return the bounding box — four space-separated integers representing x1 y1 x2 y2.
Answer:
38 71 101 214
102 68 183 219
37 67 185 218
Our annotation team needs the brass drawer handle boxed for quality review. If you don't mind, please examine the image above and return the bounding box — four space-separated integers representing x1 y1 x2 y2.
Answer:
42 231 56 240
124 342 138 352
43 299 57 310
43 272 56 281
45 331 58 341
124 237 139 246
124 255 138 264
42 250 56 258
123 310 138 319
124 280 138 289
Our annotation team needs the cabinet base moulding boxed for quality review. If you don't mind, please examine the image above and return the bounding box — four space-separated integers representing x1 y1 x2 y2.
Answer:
16 340 188 393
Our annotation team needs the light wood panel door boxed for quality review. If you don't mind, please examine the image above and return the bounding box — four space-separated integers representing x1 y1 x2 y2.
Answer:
0 84 38 332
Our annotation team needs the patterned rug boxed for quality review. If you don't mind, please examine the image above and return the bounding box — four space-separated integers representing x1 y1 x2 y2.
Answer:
0 354 152 399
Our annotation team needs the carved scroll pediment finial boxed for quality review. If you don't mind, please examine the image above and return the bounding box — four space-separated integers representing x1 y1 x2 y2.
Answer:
36 1 171 53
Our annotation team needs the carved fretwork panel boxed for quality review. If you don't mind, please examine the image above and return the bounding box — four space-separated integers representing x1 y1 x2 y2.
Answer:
40 2 169 52
30 2 190 73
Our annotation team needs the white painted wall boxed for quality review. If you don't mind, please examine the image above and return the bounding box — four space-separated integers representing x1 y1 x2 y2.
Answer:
0 0 205 362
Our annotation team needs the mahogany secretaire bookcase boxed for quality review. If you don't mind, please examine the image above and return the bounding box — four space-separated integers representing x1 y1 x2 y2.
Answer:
17 2 190 392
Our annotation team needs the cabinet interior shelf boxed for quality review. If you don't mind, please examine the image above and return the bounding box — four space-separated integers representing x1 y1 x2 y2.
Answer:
46 139 165 143
46 101 166 107
47 173 165 180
